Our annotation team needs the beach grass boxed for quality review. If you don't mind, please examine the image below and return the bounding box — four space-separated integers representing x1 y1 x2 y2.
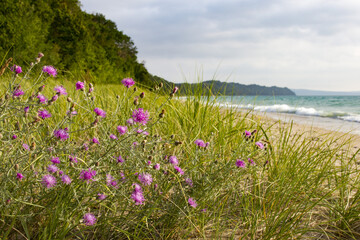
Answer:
1 63 360 239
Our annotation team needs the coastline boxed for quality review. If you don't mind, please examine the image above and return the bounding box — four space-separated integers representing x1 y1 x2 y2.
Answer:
248 110 360 157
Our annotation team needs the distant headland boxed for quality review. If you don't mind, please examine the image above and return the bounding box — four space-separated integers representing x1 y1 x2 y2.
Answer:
173 80 296 96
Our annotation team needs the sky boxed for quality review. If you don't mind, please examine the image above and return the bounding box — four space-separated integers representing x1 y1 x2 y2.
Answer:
80 0 360 91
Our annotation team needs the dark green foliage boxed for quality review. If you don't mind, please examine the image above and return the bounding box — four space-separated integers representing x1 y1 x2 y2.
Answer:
0 0 155 86
175 80 296 96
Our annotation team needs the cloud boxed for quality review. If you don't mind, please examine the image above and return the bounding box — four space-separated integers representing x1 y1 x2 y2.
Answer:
81 0 360 91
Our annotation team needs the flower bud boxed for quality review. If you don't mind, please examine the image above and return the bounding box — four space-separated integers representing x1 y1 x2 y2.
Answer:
159 82 163 88
172 87 179 94
51 95 58 102
38 85 45 92
133 98 139 106
30 142 36 150
38 52 44 58
159 109 165 118
15 122 21 131
67 97 72 103
15 164 19 170
35 58 41 63
140 92 145 98
134 87 137 92
92 118 99 126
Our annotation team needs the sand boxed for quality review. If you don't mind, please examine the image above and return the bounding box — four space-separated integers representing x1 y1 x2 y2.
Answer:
247 110 360 161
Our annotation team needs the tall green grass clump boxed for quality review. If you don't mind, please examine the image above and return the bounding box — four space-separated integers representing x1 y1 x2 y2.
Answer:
1 54 360 239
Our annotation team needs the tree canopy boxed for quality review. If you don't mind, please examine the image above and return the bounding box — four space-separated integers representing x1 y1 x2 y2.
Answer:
0 0 155 86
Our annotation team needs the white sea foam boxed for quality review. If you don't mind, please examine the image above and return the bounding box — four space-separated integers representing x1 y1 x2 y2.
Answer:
217 102 360 123
238 103 324 116
339 115 360 123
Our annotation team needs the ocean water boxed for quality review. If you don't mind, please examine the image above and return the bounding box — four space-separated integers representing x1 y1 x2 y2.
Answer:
214 95 360 134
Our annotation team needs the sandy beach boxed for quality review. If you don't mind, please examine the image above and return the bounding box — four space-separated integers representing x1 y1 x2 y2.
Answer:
248 110 360 159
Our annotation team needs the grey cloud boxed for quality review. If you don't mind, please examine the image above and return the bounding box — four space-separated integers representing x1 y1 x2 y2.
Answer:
80 0 360 90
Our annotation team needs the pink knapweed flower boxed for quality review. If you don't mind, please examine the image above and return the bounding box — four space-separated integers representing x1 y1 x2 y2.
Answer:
54 85 67 95
61 175 72 185
83 213 96 226
83 143 89 151
13 89 24 97
22 144 30 151
38 109 51 119
132 108 149 125
169 156 178 165
75 81 85 90
106 174 118 188
153 163 160 170
91 138 100 144
51 157 60 164
97 193 106 200
109 134 117 140
137 129 149 135
174 165 184 175
244 130 251 137
12 135 17 139
188 197 197 208
47 164 58 173
79 168 96 183
172 86 179 94
138 173 153 186
255 142 264 149
42 175 57 188
69 155 77 163
53 129 69 141
24 106 29 113
94 108 106 118
126 118 134 125
117 126 127 135
117 155 124 163
185 178 193 187
121 78 135 88
42 66 57 77
236 159 246 168
16 173 24 180
248 158 255 165
131 183 145 205
37 94 48 104
120 172 126 181
11 65 22 74
66 110 78 116
194 139 206 148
